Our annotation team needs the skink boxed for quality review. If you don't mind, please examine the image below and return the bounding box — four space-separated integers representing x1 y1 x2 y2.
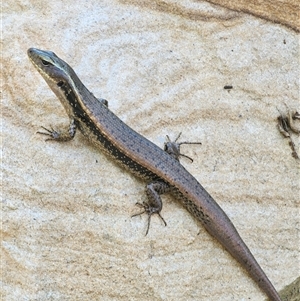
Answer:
27 47 282 301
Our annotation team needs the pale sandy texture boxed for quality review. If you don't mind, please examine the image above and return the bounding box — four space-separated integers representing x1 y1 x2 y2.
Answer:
2 1 299 301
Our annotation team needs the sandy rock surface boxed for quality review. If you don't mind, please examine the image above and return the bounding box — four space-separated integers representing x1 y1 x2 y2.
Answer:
2 1 299 300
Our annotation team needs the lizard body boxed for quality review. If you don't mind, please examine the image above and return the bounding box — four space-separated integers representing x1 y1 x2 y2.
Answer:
27 48 282 301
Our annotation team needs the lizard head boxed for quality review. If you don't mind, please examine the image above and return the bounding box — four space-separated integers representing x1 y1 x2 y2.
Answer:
27 48 73 87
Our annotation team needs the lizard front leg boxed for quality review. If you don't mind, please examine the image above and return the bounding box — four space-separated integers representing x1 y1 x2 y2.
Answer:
37 118 77 142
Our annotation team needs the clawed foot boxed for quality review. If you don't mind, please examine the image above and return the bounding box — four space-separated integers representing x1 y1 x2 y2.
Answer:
132 202 167 236
37 119 76 142
164 132 201 162
37 126 61 141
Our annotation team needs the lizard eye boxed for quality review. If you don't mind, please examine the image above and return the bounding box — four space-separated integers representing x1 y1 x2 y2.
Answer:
57 81 64 87
41 59 51 66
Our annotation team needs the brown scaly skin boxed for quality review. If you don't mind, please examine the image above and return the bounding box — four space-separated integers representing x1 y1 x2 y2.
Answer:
28 48 282 301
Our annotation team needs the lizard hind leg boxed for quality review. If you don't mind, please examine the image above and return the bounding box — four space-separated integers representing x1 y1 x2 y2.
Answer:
164 132 201 162
132 181 170 235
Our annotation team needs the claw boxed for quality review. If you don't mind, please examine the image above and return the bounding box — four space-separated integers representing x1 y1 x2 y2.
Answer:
37 126 61 141
164 132 201 162
132 202 166 236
